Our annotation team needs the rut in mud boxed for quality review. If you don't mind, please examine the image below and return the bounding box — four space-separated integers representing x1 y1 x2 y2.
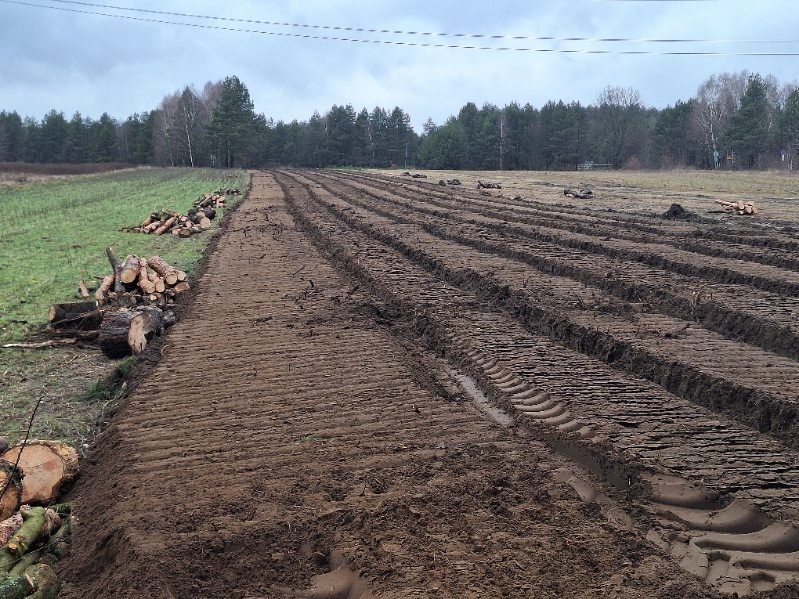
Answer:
60 172 712 598
59 169 799 597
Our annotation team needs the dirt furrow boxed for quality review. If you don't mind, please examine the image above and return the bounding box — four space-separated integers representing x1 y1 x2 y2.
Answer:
277 170 799 594
289 171 799 442
325 171 799 360
276 171 799 513
341 171 799 296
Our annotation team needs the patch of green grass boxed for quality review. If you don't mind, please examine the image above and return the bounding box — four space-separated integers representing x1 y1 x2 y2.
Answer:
0 167 248 343
79 356 138 403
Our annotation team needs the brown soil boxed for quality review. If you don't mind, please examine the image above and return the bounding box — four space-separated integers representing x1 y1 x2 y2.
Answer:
59 172 718 598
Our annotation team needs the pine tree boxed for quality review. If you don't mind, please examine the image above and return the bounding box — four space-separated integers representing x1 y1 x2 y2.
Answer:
209 76 256 167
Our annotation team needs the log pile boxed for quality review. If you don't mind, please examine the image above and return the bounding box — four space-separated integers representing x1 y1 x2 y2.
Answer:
48 247 183 356
564 188 593 199
123 206 216 238
0 441 78 596
477 180 502 189
402 172 427 179
714 199 758 215
438 178 462 186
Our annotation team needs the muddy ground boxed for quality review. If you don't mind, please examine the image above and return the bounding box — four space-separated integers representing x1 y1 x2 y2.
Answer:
60 170 799 597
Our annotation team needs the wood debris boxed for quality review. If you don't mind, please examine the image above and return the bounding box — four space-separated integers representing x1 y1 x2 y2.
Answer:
714 199 758 215
48 247 183 357
564 188 593 199
477 180 502 189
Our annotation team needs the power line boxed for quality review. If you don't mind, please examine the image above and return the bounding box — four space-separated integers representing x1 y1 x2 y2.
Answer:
3 0 799 56
32 0 799 45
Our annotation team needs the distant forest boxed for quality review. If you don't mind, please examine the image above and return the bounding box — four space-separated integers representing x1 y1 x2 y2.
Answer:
1 72 798 171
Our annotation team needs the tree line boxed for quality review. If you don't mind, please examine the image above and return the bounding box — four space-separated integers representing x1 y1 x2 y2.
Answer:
1 72 797 171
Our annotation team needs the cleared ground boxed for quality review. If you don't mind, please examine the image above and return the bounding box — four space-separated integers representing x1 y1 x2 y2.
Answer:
370 168 799 222
0 167 247 448
60 168 799 596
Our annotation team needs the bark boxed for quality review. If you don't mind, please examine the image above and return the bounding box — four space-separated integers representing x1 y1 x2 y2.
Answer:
0 516 21 547
76 280 89 299
2 506 45 560
1 443 78 505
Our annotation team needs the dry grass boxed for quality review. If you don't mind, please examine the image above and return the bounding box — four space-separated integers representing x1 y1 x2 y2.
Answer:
369 168 799 222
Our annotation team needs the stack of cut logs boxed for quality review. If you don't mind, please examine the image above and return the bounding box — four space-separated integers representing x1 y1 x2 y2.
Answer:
124 207 213 238
564 188 593 199
0 440 78 597
402 172 427 179
96 247 190 305
714 199 758 215
48 247 185 357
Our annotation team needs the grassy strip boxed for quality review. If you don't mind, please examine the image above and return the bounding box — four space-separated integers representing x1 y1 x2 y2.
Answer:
0 167 247 343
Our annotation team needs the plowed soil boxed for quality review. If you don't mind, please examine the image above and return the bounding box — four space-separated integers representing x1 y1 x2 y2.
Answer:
60 170 799 597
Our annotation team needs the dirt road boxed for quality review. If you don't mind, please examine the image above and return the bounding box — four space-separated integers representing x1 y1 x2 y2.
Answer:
60 170 799 597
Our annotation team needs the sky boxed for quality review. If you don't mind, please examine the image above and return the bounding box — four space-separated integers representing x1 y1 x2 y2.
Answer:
1 0 798 130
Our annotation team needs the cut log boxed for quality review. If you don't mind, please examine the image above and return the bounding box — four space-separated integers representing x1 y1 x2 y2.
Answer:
136 265 155 294
76 280 89 299
98 310 145 357
0 576 32 599
0 461 22 521
94 275 115 303
148 256 179 285
106 246 124 293
48 301 97 325
198 217 212 230
176 270 187 282
178 228 193 238
1 442 78 505
119 255 140 284
173 281 190 294
154 215 177 236
202 206 217 220
23 563 58 598
153 278 166 293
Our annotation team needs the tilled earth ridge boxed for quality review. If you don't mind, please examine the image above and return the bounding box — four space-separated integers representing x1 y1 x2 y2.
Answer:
272 169 799 593
298 170 799 441
58 172 714 598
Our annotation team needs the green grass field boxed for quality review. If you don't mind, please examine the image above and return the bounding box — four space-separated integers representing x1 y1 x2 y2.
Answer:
0 167 248 342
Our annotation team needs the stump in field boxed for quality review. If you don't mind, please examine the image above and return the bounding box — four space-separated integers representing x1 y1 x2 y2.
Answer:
1 442 79 505
0 461 23 520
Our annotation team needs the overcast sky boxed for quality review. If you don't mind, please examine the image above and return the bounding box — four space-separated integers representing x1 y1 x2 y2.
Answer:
1 0 798 129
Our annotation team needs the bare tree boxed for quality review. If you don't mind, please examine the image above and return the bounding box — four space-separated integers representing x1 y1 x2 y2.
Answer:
692 72 748 167
595 86 642 168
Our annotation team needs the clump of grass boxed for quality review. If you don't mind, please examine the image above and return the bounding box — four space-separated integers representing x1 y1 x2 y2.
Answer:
80 356 138 403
